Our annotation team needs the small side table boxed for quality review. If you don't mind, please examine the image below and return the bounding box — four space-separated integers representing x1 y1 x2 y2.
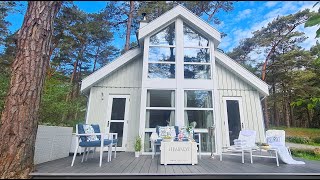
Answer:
251 146 279 166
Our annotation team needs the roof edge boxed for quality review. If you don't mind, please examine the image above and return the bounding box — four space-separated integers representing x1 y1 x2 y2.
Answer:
81 48 142 93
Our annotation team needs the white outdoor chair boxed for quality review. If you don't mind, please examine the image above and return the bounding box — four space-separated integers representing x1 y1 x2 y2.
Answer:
220 130 257 164
71 124 113 167
250 129 302 166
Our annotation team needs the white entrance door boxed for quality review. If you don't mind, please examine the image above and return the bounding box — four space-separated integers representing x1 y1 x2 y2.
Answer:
106 95 130 151
222 97 245 146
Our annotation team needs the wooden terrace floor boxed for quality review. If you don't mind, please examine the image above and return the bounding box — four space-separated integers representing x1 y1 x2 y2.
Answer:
31 152 320 179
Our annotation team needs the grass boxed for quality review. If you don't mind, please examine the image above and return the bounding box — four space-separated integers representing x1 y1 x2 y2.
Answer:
270 126 320 138
291 148 320 161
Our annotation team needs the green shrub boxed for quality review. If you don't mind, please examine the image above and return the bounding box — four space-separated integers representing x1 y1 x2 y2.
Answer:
286 136 311 144
134 136 142 152
312 137 320 144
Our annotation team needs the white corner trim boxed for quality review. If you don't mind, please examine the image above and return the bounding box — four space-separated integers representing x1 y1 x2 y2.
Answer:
81 48 142 93
138 5 221 46
215 50 269 96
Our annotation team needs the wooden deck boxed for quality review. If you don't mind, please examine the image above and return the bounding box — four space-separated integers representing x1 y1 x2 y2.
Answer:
31 152 320 179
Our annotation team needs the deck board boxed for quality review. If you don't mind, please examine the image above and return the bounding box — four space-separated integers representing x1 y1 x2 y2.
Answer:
31 152 320 178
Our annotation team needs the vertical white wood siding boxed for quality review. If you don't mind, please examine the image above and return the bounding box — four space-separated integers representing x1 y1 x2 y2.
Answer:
86 56 143 151
215 62 266 148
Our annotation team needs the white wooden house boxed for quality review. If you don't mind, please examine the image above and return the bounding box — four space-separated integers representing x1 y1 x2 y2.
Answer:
80 5 269 155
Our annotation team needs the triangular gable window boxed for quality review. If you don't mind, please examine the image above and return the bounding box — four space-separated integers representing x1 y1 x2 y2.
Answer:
150 23 175 46
183 24 209 47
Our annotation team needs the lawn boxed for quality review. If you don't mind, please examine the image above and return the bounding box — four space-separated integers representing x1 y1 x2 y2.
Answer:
270 126 320 138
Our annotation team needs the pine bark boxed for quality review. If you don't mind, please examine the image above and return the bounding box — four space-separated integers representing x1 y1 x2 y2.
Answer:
124 1 134 52
0 1 61 178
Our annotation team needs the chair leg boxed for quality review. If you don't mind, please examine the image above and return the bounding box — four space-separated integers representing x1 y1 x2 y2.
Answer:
99 146 103 167
250 150 253 164
82 147 87 162
114 143 117 158
241 150 244 164
71 144 79 166
220 152 222 161
108 144 112 162
199 143 201 159
275 150 279 167
85 147 90 161
92 147 96 158
152 143 155 159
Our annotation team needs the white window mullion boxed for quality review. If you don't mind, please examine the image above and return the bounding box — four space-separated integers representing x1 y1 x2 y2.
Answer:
146 107 175 110
149 45 176 48
148 62 175 64
184 108 214 111
184 62 211 65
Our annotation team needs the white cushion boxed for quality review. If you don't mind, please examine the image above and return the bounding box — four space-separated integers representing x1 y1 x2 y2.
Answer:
83 125 99 141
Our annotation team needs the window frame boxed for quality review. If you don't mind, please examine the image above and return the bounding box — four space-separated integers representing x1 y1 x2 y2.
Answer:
147 23 176 79
183 24 211 79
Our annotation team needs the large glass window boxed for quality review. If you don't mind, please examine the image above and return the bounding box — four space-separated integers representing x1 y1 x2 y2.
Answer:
148 23 176 79
184 90 214 152
145 90 175 128
183 24 211 79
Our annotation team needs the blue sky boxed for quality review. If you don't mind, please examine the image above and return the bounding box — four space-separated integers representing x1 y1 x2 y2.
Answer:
5 1 319 61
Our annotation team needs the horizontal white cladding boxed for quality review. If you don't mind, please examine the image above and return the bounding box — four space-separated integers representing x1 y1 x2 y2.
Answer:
143 79 215 89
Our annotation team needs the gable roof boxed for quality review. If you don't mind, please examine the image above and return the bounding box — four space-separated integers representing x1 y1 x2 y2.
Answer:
215 50 269 96
138 5 221 47
81 48 142 93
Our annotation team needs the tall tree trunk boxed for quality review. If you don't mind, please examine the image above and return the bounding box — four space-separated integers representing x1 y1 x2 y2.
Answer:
124 1 134 52
92 44 101 72
0 2 61 178
282 85 290 128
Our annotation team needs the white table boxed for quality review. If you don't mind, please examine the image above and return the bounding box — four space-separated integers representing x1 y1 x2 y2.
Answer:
251 146 279 166
160 141 198 165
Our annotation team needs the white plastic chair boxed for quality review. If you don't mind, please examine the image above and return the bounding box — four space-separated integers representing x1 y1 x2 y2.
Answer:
220 130 257 163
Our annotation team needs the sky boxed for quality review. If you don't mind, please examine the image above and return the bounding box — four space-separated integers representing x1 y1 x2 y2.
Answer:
5 1 319 62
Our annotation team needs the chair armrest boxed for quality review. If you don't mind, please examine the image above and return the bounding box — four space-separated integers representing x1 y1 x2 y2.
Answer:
76 133 103 136
109 133 118 139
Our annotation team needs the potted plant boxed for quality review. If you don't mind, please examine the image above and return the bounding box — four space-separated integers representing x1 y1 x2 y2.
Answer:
134 136 142 157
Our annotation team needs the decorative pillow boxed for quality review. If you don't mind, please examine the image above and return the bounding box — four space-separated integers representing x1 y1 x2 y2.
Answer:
158 126 176 138
83 124 99 142
266 136 282 146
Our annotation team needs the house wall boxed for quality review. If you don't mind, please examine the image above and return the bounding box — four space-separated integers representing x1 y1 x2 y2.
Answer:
215 62 266 148
86 55 143 151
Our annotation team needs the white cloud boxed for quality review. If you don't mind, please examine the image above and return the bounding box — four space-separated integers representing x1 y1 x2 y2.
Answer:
235 9 252 21
299 25 320 50
265 1 279 8
221 1 318 53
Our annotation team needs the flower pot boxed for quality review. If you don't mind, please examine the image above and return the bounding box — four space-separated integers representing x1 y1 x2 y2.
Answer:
135 151 140 157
